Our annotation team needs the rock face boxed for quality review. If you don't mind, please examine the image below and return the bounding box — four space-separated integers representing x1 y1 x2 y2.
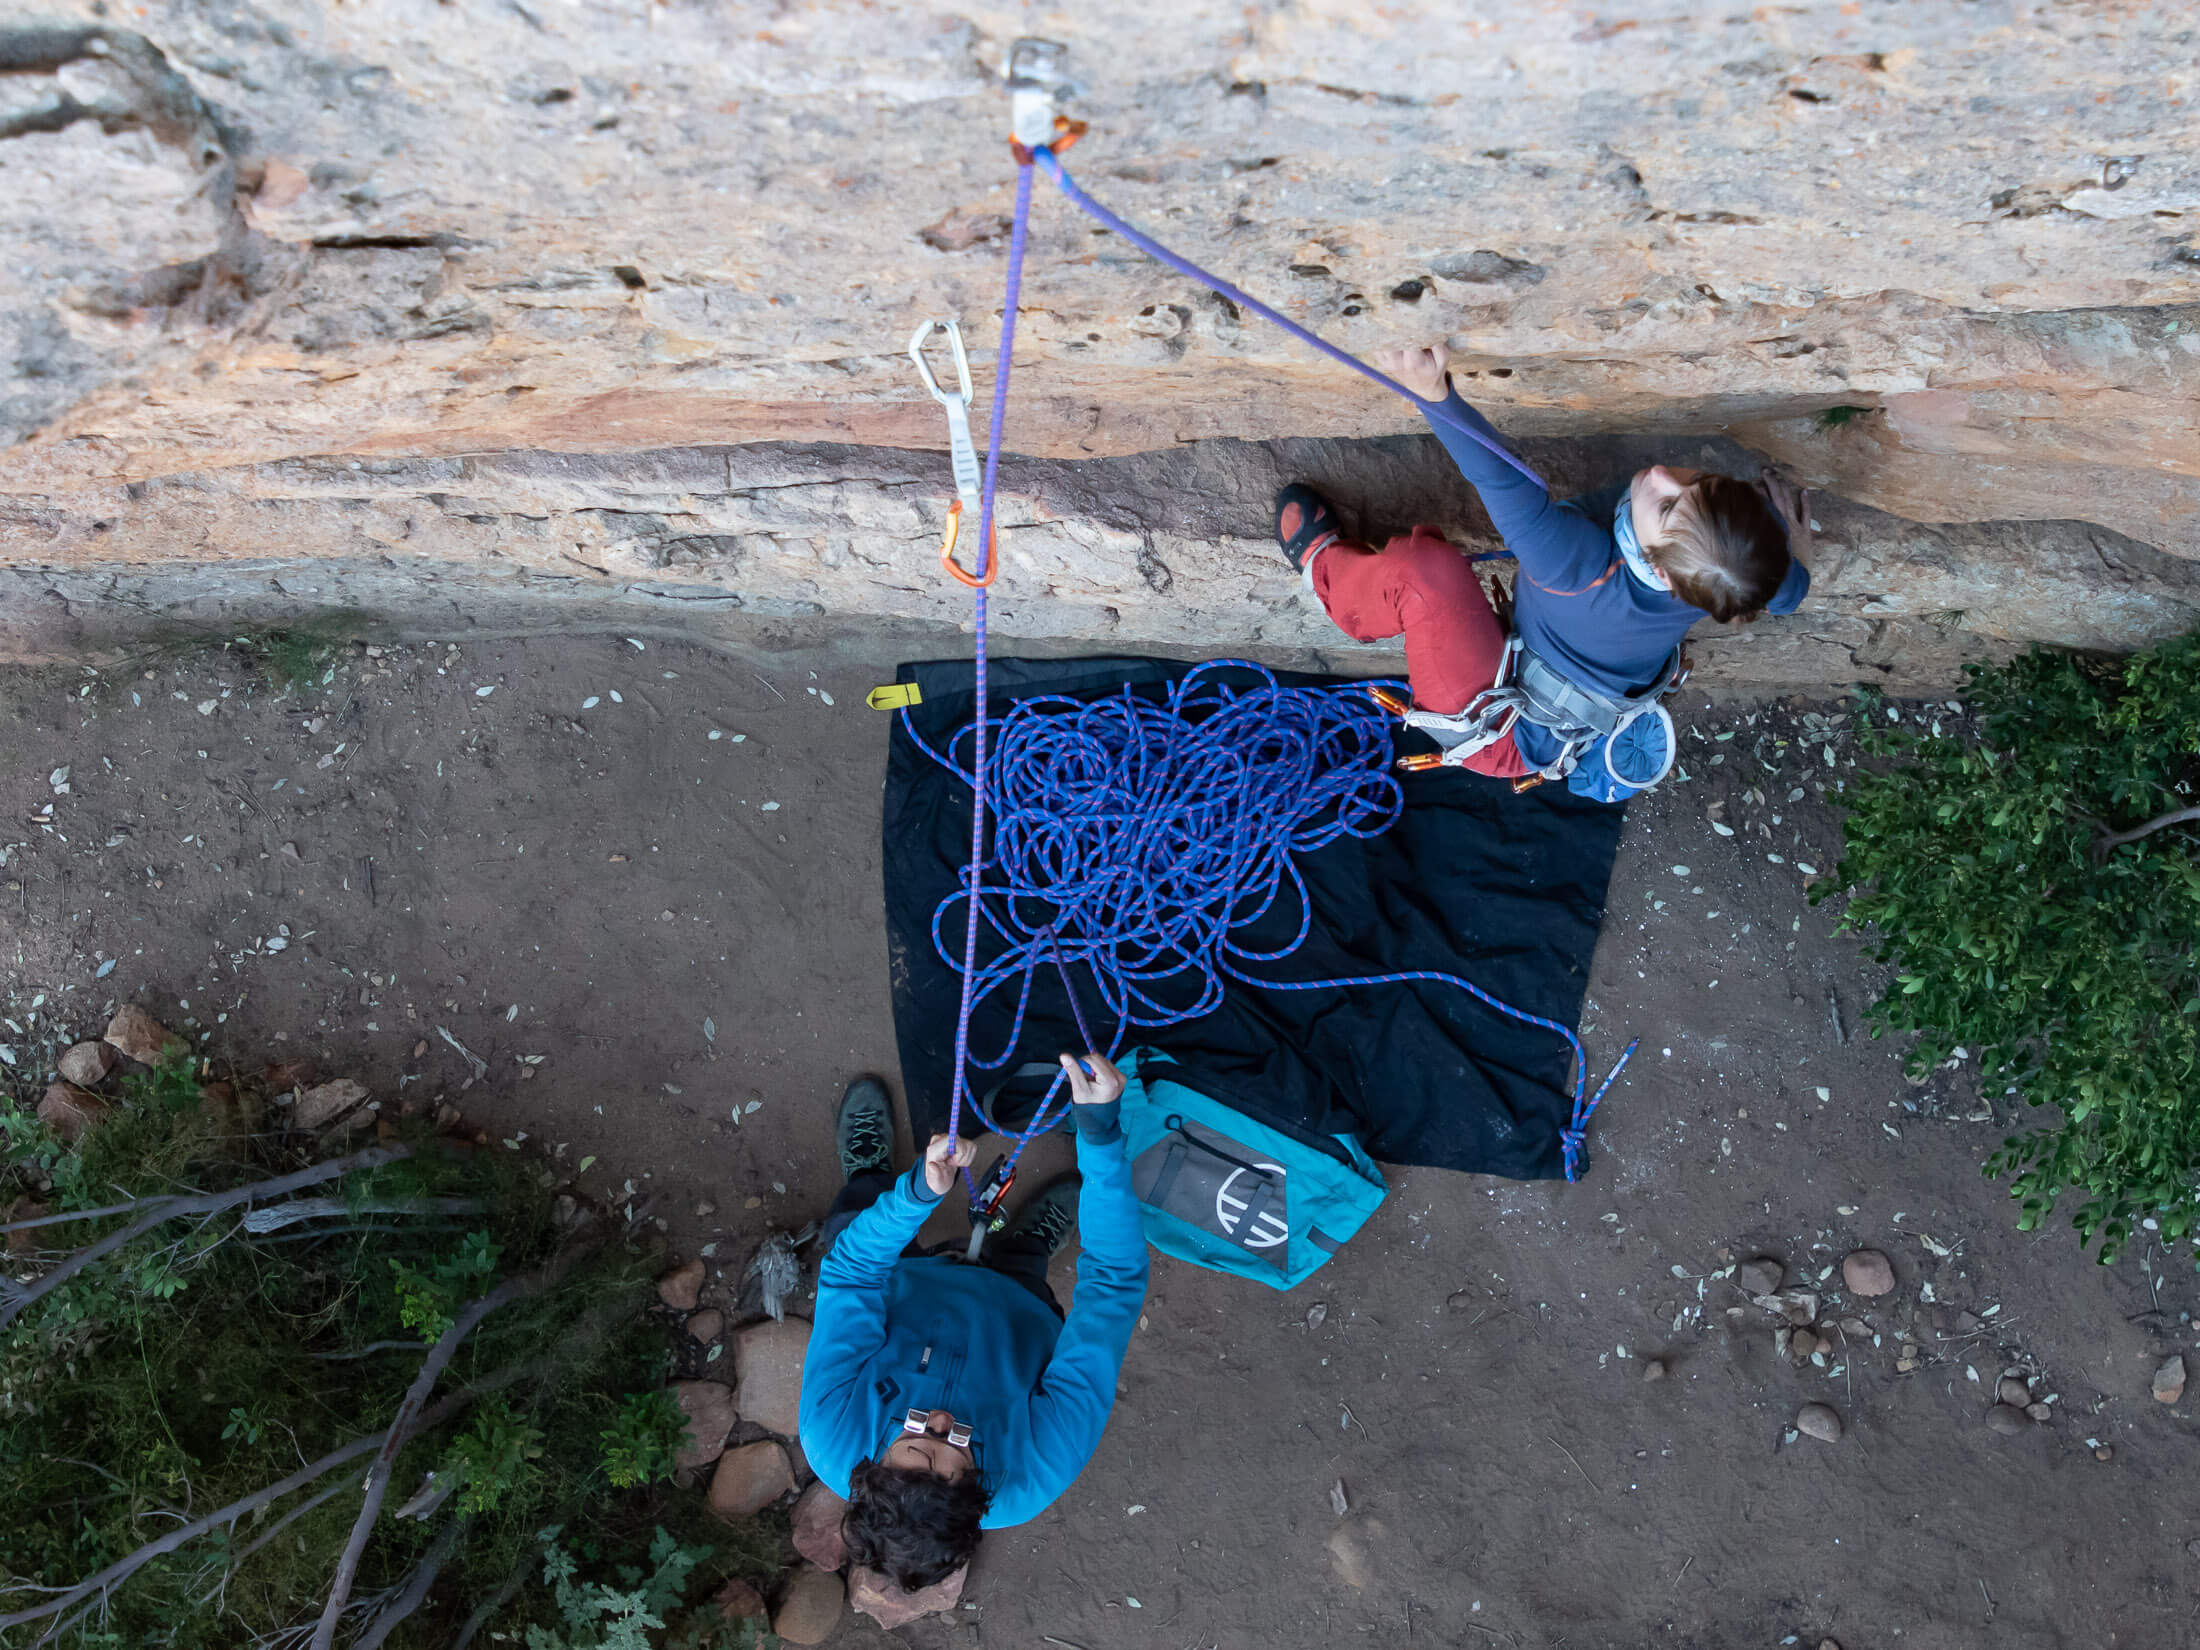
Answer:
37 1082 110 1142
790 1480 850 1572
849 1562 970 1629
1841 1250 1896 1298
57 1041 115 1087
656 1258 706 1313
772 1567 846 1647
733 1317 812 1437
669 1380 739 1474
708 1440 794 1519
0 7 2195 682
103 1006 182 1066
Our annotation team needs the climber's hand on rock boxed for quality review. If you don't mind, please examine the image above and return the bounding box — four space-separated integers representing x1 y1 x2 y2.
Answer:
1760 466 1815 561
1376 345 1451 402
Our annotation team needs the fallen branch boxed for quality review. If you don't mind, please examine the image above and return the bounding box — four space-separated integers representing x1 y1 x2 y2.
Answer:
0 1356 519 1637
2095 804 2200 859
310 1230 602 1650
350 1515 470 1650
448 1559 530 1650
0 1146 413 1329
239 1197 483 1235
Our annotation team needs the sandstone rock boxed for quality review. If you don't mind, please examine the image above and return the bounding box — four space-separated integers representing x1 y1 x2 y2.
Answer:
1841 1249 1896 1297
57 1041 115 1087
1795 1403 1842 1443
38 1082 111 1142
711 1578 767 1624
849 1561 969 1630
1984 1404 2030 1436
790 1479 849 1572
293 1079 371 1131
104 1006 182 1066
1997 1377 2032 1409
657 1258 706 1313
2152 1354 2187 1405
261 1059 315 1092
708 1441 793 1520
1641 1358 1667 1383
4 13 2197 697
771 1566 845 1646
2025 1402 2053 1423
1736 1257 1785 1297
685 1308 725 1344
668 1381 739 1473
733 1317 812 1436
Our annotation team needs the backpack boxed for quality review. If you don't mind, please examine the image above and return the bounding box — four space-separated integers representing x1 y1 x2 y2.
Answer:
1116 1049 1387 1290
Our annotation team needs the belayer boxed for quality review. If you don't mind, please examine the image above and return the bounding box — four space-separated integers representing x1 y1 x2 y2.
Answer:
1276 343 1815 800
797 1055 1147 1590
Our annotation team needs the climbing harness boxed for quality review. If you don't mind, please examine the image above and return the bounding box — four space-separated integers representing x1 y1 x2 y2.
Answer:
917 43 1636 1211
1371 640 1686 792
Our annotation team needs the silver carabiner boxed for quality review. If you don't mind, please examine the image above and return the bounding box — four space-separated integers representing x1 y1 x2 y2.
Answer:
908 318 983 514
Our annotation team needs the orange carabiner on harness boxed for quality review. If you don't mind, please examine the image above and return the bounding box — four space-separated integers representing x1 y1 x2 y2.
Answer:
938 499 999 589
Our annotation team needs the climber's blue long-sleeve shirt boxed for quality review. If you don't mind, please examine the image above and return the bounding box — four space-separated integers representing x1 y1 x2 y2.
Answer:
797 1106 1148 1529
1420 388 1809 698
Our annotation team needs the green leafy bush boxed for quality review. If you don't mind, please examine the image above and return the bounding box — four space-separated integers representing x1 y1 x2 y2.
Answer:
1828 637 2200 1259
0 1051 773 1646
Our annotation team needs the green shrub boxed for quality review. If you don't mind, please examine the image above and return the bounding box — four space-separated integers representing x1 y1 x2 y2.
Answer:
1827 637 2200 1260
0 1051 767 1646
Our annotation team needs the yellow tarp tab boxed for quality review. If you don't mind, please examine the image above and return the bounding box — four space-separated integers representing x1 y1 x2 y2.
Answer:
866 683 923 711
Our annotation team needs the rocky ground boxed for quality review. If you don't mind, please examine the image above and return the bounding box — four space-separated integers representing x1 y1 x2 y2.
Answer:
5 623 2200 1649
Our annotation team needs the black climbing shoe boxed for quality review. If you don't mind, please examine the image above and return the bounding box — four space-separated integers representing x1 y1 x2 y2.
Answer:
834 1076 895 1181
1005 1175 1080 1257
1274 482 1342 572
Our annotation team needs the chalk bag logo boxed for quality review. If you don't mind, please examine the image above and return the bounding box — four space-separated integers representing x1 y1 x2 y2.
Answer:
1216 1162 1290 1250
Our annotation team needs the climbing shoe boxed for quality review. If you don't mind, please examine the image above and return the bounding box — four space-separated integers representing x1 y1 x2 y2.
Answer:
834 1076 895 1181
1005 1175 1080 1257
1273 482 1342 573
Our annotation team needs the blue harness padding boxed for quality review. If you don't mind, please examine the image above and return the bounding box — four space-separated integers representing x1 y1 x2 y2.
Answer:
1117 1049 1386 1290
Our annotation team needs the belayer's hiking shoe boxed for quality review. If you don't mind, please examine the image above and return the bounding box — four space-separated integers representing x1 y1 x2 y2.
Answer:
834 1076 895 1181
1273 482 1342 574
1005 1175 1080 1257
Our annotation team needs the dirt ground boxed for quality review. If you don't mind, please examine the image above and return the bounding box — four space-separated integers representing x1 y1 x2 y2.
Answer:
4 624 2198 1650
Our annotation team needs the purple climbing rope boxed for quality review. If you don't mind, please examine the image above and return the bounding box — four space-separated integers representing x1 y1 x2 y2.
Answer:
924 138 1628 1193
940 157 1035 1203
1029 147 1547 492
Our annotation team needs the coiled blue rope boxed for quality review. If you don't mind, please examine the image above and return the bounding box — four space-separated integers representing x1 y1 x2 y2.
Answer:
905 662 1631 1181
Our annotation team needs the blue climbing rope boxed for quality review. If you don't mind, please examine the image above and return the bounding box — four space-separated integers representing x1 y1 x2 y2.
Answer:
1029 147 1547 493
938 156 1035 1205
927 134 1628 1193
906 662 1632 1181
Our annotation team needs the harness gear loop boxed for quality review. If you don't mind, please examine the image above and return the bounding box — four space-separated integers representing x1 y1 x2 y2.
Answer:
908 317 999 588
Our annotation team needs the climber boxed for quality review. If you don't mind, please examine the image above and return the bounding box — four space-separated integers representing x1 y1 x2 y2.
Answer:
796 1058 1148 1591
1275 344 1814 800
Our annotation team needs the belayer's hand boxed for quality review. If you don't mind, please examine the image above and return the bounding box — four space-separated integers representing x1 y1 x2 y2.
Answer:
1374 344 1450 402
1060 1051 1126 1107
922 1132 976 1197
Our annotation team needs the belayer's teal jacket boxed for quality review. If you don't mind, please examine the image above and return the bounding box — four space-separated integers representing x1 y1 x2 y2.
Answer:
797 1108 1149 1528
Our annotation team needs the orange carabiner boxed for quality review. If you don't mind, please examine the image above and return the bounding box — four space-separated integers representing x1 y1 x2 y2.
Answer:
939 499 999 589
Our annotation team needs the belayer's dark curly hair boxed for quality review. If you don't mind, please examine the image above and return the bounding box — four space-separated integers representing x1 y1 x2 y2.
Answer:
842 1459 989 1590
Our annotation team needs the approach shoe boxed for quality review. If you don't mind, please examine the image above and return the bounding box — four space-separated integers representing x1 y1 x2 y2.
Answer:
1273 482 1342 574
834 1076 895 1181
1005 1174 1080 1257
